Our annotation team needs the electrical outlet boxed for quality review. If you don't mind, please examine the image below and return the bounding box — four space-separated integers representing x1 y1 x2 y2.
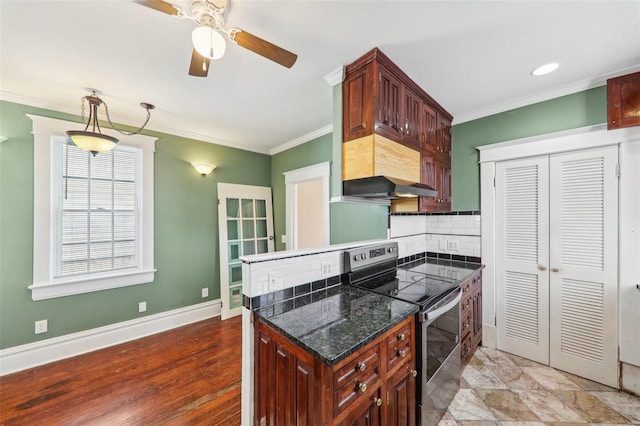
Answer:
281 235 287 244
447 240 459 251
201 287 209 298
35 319 48 334
138 301 147 313
321 262 331 277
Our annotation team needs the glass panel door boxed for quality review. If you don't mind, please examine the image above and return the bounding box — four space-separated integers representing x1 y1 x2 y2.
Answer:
218 183 274 319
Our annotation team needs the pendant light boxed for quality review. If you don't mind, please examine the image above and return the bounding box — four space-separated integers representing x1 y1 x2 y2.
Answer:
66 91 154 156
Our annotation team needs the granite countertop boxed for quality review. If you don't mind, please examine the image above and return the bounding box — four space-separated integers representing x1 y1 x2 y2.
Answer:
254 284 419 366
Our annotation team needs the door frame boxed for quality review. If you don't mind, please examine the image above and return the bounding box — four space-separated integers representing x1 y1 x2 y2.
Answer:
479 124 637 349
283 161 331 250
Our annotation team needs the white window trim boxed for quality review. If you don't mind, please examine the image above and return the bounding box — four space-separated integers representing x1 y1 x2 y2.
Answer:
27 114 157 300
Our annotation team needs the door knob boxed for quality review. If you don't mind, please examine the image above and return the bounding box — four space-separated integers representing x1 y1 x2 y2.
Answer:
537 264 547 271
551 267 562 273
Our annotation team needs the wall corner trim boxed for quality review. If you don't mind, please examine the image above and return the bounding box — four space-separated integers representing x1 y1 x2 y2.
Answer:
0 299 222 376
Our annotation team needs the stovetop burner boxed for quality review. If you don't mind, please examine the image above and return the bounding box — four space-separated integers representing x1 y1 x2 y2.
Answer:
344 242 463 308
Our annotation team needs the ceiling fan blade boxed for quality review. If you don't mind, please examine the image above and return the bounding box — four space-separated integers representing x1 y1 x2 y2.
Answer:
231 29 297 68
189 49 210 77
134 0 181 16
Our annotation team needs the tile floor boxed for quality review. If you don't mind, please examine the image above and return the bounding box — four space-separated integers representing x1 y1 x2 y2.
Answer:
438 346 640 425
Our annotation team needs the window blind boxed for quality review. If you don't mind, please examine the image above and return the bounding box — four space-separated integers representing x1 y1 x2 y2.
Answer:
58 143 139 276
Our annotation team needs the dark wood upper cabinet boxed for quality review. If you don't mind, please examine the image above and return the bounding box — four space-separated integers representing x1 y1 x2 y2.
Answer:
342 48 453 212
608 71 640 130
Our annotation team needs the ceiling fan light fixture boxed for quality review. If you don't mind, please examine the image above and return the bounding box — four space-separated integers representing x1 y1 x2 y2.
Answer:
531 62 559 76
192 26 226 60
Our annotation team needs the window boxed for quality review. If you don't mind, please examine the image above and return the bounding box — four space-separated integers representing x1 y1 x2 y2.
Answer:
57 143 139 277
29 115 156 300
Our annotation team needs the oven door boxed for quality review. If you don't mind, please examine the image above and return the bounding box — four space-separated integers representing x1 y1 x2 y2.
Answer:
419 287 461 425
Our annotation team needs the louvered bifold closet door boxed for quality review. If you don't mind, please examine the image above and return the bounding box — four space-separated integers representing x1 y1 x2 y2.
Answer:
549 147 618 387
496 157 550 364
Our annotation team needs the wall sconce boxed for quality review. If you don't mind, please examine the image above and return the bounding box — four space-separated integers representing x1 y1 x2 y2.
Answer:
192 163 216 176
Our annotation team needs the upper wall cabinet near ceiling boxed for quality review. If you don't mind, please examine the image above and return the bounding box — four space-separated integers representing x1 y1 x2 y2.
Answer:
342 48 454 212
608 71 640 130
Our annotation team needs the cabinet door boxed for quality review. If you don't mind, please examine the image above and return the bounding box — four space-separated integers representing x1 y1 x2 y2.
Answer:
421 103 437 153
336 387 383 426
440 164 451 210
386 365 417 426
420 155 439 211
377 67 403 140
436 115 452 157
402 87 422 149
255 322 318 426
343 62 374 142
607 71 640 129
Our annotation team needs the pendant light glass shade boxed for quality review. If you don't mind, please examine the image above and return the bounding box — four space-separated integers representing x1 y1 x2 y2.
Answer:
66 131 119 155
192 26 226 59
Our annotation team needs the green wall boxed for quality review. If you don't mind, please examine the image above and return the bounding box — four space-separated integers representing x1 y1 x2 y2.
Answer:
271 133 333 251
451 86 607 211
0 100 270 349
270 80 389 250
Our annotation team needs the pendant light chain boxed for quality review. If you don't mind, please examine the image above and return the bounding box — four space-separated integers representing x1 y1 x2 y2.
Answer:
102 101 153 136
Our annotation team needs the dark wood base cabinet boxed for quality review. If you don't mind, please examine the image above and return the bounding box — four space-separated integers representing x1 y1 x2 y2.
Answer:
461 270 483 364
255 316 416 426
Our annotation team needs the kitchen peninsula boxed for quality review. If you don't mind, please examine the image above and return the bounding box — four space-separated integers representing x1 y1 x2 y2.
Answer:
241 238 483 425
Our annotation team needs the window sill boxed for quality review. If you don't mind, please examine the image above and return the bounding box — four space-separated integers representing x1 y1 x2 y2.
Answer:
29 269 156 301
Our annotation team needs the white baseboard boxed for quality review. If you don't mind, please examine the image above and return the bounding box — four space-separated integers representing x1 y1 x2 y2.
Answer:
621 362 640 396
482 323 497 348
0 299 221 376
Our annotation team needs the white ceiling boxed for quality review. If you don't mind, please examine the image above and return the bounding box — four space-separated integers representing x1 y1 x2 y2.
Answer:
1 1 639 154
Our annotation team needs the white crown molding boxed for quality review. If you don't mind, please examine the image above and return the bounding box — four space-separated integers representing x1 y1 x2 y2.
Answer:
270 124 333 155
454 64 640 125
324 66 344 87
0 91 271 155
0 299 222 376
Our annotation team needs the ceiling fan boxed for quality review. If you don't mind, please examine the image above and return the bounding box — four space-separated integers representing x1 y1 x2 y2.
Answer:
135 0 298 77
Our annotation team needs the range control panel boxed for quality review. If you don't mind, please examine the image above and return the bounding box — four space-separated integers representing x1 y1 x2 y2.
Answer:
344 242 399 272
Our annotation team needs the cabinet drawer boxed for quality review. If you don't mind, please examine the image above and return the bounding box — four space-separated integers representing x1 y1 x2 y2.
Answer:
333 343 381 417
386 321 413 372
461 293 472 317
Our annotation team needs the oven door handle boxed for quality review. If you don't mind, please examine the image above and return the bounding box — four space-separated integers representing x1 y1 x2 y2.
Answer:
420 288 462 323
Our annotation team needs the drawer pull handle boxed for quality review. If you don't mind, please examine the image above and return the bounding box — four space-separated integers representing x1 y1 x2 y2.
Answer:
398 350 406 358
373 397 382 406
398 333 406 341
357 362 366 371
411 369 417 377
358 382 367 393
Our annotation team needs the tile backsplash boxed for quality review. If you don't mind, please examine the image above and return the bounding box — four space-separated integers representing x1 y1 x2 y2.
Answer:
390 212 481 258
242 212 481 304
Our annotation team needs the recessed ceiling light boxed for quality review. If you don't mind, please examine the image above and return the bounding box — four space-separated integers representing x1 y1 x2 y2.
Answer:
531 62 559 76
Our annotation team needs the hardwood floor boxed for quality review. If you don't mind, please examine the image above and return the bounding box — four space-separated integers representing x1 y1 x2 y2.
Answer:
0 316 242 425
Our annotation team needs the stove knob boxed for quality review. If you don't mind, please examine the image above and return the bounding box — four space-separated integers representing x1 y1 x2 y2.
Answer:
353 255 359 261
388 247 395 253
359 254 366 260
